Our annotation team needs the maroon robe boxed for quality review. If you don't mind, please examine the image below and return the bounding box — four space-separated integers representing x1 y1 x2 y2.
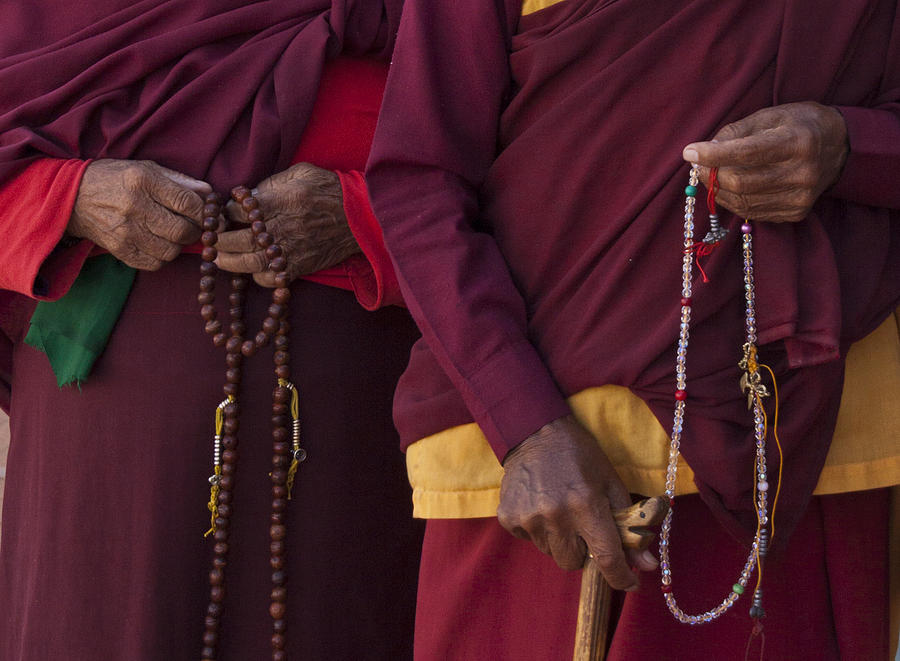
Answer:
0 1 423 659
368 0 900 540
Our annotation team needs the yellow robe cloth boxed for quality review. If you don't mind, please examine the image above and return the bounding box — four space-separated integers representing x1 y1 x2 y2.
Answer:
405 311 900 655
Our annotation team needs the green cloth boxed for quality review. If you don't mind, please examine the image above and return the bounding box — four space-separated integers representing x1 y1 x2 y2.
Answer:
25 254 136 387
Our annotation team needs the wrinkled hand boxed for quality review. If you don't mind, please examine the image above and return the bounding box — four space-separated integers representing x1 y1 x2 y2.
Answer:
498 415 658 589
683 102 848 223
215 163 359 287
67 159 209 270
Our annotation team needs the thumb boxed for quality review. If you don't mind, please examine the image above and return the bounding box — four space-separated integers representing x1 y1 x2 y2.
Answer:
152 163 213 196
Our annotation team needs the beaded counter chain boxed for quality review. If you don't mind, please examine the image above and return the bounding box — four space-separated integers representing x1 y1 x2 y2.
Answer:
197 187 307 661
658 166 783 631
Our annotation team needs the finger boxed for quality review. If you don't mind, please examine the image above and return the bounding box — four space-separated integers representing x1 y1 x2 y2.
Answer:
578 503 638 590
151 163 213 196
546 530 587 571
215 228 258 253
224 198 249 225
126 230 182 266
252 271 277 288
145 167 207 223
215 249 268 274
683 126 797 169
714 187 813 223
144 207 203 245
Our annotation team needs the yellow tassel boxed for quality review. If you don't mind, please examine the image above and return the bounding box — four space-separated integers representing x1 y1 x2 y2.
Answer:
278 379 302 499
204 465 222 538
204 397 231 537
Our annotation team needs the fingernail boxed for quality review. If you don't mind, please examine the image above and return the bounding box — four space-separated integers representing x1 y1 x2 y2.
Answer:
682 146 699 162
641 550 659 568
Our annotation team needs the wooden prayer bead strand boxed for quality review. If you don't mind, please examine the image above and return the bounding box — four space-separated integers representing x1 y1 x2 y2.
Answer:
199 186 297 661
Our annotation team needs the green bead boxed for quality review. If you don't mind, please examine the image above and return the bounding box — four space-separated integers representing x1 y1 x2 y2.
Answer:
732 583 744 595
684 185 698 197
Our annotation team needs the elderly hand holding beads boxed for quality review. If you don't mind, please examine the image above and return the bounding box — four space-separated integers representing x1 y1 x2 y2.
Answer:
215 162 359 287
682 101 849 223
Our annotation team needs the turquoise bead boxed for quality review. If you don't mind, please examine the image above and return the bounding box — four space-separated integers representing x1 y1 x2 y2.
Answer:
732 583 744 595
684 185 698 197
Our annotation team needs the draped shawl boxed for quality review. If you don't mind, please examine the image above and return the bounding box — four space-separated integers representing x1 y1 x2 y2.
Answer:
0 0 403 410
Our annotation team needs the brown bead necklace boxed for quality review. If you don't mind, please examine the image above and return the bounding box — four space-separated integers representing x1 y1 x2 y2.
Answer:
197 187 306 661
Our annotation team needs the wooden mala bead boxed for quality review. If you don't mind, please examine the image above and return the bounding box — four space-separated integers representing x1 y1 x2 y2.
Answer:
197 187 305 661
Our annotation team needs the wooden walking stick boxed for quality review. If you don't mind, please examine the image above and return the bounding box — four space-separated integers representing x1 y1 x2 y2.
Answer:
572 496 670 661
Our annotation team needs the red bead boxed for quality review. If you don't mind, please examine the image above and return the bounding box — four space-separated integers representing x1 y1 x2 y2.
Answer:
201 217 218 232
271 570 287 587
229 320 246 336
272 485 287 499
241 340 257 357
200 276 216 292
255 331 270 348
205 192 221 205
680 297 691 307
228 291 244 307
201 246 217 262
202 631 218 648
272 455 289 469
222 434 237 450
248 208 262 223
272 633 286 650
273 619 287 634
661 584 673 593
272 442 290 456
251 220 266 236
210 585 225 603
209 568 224 586
256 232 274 249
198 291 215 305
200 304 217 321
675 389 687 401
274 649 287 661
272 403 288 416
204 319 222 336
222 450 238 465
273 351 289 366
212 332 227 348
266 244 283 260
213 542 228 555
201 230 218 246
269 256 286 272
270 540 285 556
223 382 239 397
272 427 289 443
275 365 290 380
270 555 285 570
273 385 290 402
241 196 259 211
231 276 249 291
274 273 290 289
200 261 217 276
271 586 287 603
269 602 286 619
225 337 242 354
225 353 241 368
268 303 286 320
270 469 287 485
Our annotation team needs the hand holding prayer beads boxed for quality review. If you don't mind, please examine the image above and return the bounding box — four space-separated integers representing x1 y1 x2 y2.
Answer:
682 102 848 223
68 159 209 271
198 186 305 661
215 163 359 288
